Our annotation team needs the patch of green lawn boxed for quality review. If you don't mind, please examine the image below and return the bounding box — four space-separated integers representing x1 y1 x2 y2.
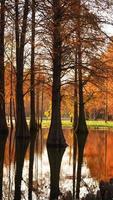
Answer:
86 120 113 128
41 119 113 128
42 119 72 128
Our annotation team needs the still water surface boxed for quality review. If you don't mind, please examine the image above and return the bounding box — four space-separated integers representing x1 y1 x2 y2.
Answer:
2 128 113 199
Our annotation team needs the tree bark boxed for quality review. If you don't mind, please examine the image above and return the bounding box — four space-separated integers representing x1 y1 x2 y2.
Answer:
76 46 88 136
47 0 67 147
73 50 78 199
36 80 40 127
0 0 8 133
15 0 29 137
10 32 14 129
75 0 88 198
30 0 37 131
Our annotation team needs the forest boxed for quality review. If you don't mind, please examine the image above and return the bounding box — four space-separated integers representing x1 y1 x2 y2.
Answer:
1 0 113 200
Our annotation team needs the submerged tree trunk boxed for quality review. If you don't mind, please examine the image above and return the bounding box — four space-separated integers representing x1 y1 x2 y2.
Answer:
30 0 37 131
47 0 67 147
15 0 29 137
0 0 8 133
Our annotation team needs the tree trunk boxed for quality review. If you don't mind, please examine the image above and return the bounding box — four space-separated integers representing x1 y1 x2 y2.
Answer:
36 81 40 127
47 0 67 147
15 0 29 137
76 50 88 136
73 50 78 131
10 34 14 129
75 1 88 198
73 50 78 199
0 0 8 134
30 0 37 131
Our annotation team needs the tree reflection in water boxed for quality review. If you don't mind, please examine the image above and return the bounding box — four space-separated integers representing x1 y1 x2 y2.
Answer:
14 138 29 200
1 128 113 199
47 147 66 200
28 130 38 200
0 132 8 199
85 130 113 181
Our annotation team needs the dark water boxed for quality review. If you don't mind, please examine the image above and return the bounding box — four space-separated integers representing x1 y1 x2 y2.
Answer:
1 128 113 199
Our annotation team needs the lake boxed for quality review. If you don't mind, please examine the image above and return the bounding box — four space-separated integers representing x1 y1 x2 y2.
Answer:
1 128 113 199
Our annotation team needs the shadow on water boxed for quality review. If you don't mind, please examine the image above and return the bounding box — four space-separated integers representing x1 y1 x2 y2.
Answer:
28 129 38 200
47 146 66 200
14 137 29 200
0 132 8 199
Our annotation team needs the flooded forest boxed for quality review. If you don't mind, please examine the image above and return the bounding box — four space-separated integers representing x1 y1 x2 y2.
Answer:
1 0 113 199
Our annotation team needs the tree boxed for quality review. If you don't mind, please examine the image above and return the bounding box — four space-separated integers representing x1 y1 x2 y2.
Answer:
15 0 29 137
0 0 8 133
47 0 67 147
30 0 37 131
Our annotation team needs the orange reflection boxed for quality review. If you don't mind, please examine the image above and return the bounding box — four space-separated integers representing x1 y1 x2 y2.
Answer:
3 128 113 184
85 129 113 181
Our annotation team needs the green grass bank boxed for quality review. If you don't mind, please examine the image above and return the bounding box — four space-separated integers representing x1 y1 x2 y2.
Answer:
41 119 113 129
